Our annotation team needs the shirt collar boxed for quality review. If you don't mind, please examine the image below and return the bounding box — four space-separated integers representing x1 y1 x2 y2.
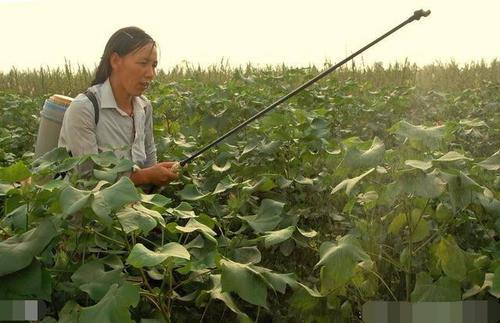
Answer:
100 78 119 109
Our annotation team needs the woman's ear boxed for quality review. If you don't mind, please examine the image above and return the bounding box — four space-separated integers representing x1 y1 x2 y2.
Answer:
110 52 122 71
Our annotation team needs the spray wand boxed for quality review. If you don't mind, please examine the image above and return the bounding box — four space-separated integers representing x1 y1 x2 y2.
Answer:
171 9 431 172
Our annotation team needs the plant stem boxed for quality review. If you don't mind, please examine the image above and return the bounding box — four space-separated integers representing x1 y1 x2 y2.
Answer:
368 269 398 301
172 268 215 290
200 298 211 323
93 229 126 247
117 217 170 323
219 307 227 322
141 292 170 323
81 231 87 265
166 264 173 320
405 198 412 302
139 269 154 294
366 250 403 271
137 234 159 248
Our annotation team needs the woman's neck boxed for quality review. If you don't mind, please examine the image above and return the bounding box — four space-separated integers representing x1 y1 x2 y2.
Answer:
109 75 133 115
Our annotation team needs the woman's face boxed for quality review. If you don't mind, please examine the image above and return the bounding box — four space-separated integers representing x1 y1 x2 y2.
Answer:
111 42 158 96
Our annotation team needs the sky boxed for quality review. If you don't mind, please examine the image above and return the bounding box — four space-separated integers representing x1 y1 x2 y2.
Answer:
1 0 499 72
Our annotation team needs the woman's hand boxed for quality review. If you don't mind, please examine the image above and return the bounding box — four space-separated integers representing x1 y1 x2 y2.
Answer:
130 161 180 186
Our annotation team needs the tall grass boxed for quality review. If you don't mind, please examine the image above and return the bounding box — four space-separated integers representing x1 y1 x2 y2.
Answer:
0 59 499 97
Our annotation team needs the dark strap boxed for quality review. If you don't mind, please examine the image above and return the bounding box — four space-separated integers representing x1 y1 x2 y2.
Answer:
83 90 99 125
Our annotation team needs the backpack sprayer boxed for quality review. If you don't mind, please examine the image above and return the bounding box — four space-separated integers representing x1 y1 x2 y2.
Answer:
171 9 431 172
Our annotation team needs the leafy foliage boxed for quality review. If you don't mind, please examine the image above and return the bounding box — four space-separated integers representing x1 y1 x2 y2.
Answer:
0 68 499 322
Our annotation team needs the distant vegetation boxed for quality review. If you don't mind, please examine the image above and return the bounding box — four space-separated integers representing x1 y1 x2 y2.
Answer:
1 59 499 96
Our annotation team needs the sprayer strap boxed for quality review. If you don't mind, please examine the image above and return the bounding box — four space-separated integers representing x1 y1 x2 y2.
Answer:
83 90 99 125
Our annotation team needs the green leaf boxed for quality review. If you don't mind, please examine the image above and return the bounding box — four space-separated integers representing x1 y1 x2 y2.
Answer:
212 161 231 172
289 286 322 312
0 218 58 276
310 117 329 130
435 236 466 282
53 156 84 174
71 261 124 302
295 282 323 298
177 184 210 201
57 300 81 323
464 270 500 299
243 176 276 192
220 259 268 308
126 242 190 268
390 120 447 149
470 273 500 299
240 141 258 157
175 218 217 243
135 204 166 227
331 168 375 196
0 260 51 300
91 177 141 225
93 159 134 182
276 176 293 188
205 274 252 322
101 177 141 209
388 213 406 235
341 137 385 170
294 175 314 185
257 269 297 294
169 202 196 218
0 161 31 183
435 202 452 223
258 140 281 155
92 170 117 183
397 169 445 199
297 227 318 238
212 176 238 195
405 160 432 171
434 151 473 162
117 208 155 234
441 171 482 210
477 150 500 171
459 118 487 128
410 272 461 301
0 183 14 195
410 216 430 243
491 268 500 298
101 254 124 270
240 199 285 233
230 247 262 265
141 193 172 207
34 147 70 166
263 226 295 248
388 211 429 242
4 204 28 231
477 192 500 217
60 185 91 216
40 179 67 191
90 151 120 167
78 282 140 323
314 235 370 293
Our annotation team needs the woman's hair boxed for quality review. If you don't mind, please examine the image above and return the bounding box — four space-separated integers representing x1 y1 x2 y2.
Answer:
91 26 155 86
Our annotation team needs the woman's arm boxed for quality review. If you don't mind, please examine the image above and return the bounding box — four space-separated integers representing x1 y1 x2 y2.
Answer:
130 162 179 186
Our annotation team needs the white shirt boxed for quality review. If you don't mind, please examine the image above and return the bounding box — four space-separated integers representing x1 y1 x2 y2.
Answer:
58 78 157 171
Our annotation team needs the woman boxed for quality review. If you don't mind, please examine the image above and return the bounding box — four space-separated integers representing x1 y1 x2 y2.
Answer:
58 26 178 186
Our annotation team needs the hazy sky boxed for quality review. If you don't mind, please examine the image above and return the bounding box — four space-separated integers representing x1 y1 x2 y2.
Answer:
1 0 499 72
